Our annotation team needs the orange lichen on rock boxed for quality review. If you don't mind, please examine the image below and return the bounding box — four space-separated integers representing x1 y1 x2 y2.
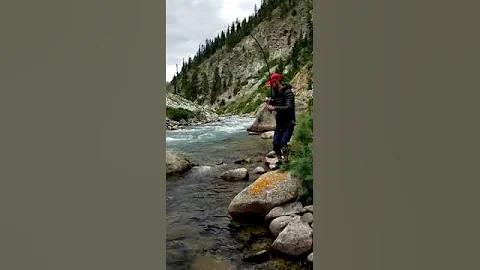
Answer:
249 171 288 195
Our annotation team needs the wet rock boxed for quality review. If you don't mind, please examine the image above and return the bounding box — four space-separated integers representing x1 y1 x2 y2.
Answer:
265 202 304 222
228 171 301 220
261 131 275 139
243 250 270 263
253 166 266 174
269 215 295 236
266 151 277 158
221 168 249 181
271 216 313 256
301 212 313 224
265 156 278 171
166 151 192 174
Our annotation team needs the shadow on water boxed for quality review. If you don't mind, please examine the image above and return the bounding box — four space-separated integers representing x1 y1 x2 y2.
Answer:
166 117 309 270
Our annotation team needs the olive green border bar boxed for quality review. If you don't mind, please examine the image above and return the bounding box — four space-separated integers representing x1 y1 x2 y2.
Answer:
0 1 165 269
315 1 480 270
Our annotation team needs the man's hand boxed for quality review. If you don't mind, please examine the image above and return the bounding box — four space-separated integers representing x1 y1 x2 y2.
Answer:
265 105 276 111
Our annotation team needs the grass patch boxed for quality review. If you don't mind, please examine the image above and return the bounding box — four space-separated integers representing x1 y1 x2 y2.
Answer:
280 112 313 204
166 107 195 121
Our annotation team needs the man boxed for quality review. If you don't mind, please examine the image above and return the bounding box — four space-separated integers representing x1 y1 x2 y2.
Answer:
264 72 296 160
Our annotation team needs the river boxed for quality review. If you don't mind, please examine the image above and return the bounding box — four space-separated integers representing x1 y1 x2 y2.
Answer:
166 116 307 270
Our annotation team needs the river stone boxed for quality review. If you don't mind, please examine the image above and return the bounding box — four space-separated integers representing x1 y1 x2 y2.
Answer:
269 215 295 236
265 202 303 222
266 151 277 158
253 166 265 174
166 151 192 174
303 205 313 213
247 105 276 133
301 212 314 224
228 171 301 220
307 252 313 263
261 131 275 139
221 168 249 181
265 156 278 166
271 216 313 256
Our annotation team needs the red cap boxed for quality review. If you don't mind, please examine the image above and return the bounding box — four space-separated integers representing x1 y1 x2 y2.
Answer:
265 72 282 85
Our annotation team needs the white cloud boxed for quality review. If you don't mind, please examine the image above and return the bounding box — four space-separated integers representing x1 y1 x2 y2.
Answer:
166 0 261 82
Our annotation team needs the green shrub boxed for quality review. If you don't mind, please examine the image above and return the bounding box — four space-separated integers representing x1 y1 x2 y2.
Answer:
166 107 195 121
242 97 262 114
281 113 313 204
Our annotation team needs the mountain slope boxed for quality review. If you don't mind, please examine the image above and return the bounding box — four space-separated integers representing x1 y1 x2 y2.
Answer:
168 0 313 116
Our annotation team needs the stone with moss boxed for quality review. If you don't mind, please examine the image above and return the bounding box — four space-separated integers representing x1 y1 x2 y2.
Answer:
227 171 301 220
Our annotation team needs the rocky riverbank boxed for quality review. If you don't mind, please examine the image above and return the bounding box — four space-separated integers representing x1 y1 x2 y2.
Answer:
166 91 220 130
166 143 313 269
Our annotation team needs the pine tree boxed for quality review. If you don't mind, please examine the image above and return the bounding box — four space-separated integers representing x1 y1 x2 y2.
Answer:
202 72 209 95
210 67 221 104
186 70 199 101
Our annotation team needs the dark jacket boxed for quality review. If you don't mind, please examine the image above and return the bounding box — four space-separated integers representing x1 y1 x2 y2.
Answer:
268 84 296 127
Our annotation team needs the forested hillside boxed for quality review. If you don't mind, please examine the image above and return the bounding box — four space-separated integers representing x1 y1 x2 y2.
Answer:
167 0 313 115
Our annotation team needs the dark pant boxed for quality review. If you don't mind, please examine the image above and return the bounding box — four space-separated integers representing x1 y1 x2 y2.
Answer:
273 124 295 156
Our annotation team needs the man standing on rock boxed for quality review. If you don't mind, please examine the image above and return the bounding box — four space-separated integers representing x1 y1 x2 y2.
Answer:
264 72 296 160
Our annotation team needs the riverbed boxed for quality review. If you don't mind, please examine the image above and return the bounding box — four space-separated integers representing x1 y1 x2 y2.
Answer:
166 116 307 270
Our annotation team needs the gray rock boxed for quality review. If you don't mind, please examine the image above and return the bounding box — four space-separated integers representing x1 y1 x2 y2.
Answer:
228 171 302 219
269 215 295 236
166 151 192 174
301 212 313 224
253 166 265 174
303 205 313 213
266 151 277 158
271 216 313 256
247 105 276 133
265 202 304 222
265 156 278 165
221 168 249 181
261 131 275 139
307 252 313 263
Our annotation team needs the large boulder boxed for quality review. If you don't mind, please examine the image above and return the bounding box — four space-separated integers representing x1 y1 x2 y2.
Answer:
247 105 276 133
227 171 301 220
166 151 192 174
271 216 313 256
221 168 249 181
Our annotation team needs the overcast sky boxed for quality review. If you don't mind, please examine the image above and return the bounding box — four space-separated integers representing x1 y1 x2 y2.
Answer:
166 0 262 82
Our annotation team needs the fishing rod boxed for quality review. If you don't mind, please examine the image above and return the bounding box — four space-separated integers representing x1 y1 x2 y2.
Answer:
250 34 273 102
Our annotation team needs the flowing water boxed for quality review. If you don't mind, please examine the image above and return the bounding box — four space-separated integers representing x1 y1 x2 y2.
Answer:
166 116 307 270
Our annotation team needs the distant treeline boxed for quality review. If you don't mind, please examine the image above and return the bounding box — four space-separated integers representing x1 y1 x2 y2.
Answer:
171 0 312 105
